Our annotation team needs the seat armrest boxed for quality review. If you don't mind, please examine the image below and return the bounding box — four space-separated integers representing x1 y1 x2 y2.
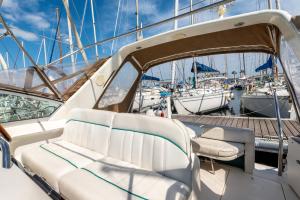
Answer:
201 125 254 144
189 153 201 200
10 128 64 154
201 125 255 174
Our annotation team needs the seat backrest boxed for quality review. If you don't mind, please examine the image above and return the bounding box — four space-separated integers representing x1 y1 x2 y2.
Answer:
62 109 193 186
62 108 115 155
109 113 192 186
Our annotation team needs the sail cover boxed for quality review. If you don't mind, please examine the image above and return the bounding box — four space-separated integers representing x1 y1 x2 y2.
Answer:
191 62 219 73
141 74 160 81
255 56 273 72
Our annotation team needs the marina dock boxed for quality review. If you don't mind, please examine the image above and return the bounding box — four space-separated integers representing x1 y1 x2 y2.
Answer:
173 115 300 140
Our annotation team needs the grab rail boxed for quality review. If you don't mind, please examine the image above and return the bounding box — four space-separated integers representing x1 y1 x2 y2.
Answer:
273 89 284 176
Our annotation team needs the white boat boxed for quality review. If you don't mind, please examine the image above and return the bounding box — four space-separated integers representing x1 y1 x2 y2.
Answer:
1 10 300 200
132 87 163 110
173 88 231 114
241 83 291 118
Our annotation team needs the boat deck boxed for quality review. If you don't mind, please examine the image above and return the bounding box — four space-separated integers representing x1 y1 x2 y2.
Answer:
173 115 300 140
199 161 299 200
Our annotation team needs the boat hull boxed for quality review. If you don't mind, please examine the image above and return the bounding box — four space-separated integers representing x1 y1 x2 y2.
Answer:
241 95 290 118
173 91 229 115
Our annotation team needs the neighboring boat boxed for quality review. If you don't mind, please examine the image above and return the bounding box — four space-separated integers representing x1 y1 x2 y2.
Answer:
241 56 291 118
241 86 290 118
132 74 165 111
173 62 231 115
173 87 231 115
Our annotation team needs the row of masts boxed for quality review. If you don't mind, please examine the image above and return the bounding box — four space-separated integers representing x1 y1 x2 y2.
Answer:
0 0 282 71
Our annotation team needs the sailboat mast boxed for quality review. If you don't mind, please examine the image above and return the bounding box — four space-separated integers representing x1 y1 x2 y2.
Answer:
22 41 26 67
65 0 75 66
56 8 63 64
136 0 140 41
242 53 246 77
90 0 99 60
275 0 280 9
224 55 228 77
171 0 179 88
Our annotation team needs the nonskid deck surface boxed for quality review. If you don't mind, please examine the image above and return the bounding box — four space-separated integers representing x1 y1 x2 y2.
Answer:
199 161 299 200
173 115 300 140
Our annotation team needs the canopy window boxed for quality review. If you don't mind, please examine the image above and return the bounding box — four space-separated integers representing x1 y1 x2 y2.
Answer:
0 58 108 101
129 23 280 71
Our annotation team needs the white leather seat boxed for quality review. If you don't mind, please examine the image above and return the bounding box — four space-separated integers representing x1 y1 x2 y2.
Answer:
192 137 245 159
21 109 114 191
18 109 200 199
59 157 190 200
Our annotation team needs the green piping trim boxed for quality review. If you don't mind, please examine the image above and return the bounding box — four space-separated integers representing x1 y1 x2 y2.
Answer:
39 144 79 168
81 168 148 200
65 119 187 156
112 127 188 156
66 119 110 128
40 144 147 199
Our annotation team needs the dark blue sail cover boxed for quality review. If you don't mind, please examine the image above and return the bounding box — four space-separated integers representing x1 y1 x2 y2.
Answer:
191 62 219 73
255 56 273 72
141 74 160 81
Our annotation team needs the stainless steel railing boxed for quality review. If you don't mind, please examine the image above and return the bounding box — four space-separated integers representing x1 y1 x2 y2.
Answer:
273 89 284 176
0 136 11 168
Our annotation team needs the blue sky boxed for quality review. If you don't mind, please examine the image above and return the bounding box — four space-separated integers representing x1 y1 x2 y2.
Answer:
0 0 300 78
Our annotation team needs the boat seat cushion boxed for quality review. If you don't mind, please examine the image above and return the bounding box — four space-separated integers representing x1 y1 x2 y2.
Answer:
59 157 191 200
61 109 115 155
192 137 245 160
21 140 104 192
110 113 192 186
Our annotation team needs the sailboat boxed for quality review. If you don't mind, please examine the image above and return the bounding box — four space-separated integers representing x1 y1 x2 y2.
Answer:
132 74 165 111
241 56 291 118
173 61 231 115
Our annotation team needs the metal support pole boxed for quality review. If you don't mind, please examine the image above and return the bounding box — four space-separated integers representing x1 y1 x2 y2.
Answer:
190 0 193 24
90 0 99 60
0 136 11 169
273 89 284 176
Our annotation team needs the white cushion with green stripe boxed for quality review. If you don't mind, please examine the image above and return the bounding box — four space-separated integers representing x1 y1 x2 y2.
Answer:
59 157 190 200
20 108 194 199
109 113 192 187
62 109 115 155
21 140 104 191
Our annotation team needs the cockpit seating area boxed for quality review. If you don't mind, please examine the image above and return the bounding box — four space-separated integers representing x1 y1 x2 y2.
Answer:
15 109 200 200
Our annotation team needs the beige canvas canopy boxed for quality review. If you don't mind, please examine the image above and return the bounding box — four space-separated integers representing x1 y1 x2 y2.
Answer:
129 23 280 71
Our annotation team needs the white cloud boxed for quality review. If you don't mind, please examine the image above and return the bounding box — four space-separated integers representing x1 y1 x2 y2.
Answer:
2 0 18 10
1 0 50 30
0 26 39 41
22 13 50 30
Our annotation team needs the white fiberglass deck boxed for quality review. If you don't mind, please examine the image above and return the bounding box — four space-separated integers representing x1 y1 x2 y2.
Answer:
200 161 299 200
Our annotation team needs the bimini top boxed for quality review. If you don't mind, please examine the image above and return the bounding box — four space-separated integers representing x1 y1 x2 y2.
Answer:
118 10 300 72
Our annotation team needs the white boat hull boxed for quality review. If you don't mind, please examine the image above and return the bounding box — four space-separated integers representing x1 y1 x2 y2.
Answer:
173 91 230 115
133 95 161 110
241 95 290 118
